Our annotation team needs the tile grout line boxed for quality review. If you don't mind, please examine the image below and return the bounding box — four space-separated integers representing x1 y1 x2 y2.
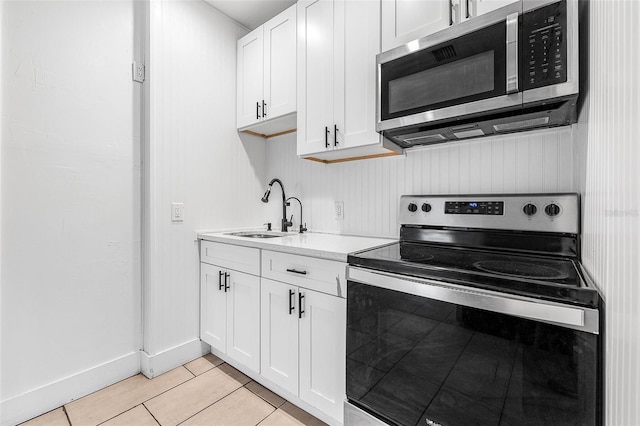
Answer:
173 381 247 426
53 359 320 426
141 403 162 426
87 366 197 426
62 406 72 426
171 366 284 426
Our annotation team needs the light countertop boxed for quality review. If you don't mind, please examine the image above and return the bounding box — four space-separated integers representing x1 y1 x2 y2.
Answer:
198 230 396 262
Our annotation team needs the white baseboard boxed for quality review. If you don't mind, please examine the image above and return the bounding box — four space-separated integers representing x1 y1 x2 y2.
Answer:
0 351 140 426
140 338 209 379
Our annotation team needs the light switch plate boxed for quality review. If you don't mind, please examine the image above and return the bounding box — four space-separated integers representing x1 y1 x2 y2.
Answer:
335 201 344 220
171 203 184 222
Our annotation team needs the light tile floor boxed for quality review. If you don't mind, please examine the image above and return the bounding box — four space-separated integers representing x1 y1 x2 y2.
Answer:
22 354 327 426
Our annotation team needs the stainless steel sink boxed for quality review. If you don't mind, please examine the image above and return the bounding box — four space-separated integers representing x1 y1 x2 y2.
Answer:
225 231 290 238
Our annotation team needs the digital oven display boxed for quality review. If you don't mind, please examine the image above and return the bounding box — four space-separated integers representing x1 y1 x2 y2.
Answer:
445 201 504 215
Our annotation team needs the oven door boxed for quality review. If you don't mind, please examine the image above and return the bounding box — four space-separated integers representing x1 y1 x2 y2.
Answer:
346 267 601 426
376 3 523 134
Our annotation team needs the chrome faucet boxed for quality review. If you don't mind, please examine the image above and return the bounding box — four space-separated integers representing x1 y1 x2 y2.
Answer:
261 178 292 232
286 197 307 234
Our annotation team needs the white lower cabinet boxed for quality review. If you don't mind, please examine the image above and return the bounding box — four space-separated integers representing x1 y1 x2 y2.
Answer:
200 242 261 373
261 278 346 422
298 287 346 420
260 278 299 394
200 242 346 424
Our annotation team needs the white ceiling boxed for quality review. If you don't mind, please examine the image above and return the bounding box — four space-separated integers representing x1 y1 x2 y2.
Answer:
204 0 297 30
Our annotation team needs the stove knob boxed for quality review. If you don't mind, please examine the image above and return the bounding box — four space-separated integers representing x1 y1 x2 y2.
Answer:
523 203 538 216
545 203 561 217
408 203 418 212
421 203 432 213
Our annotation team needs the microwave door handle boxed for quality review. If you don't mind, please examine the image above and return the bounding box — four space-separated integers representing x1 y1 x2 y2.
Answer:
506 12 519 94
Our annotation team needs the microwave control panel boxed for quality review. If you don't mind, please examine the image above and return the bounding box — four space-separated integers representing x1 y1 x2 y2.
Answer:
521 0 568 90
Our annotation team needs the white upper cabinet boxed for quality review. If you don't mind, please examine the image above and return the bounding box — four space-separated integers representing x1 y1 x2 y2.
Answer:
296 0 334 156
471 0 520 17
237 27 264 129
237 4 296 135
381 0 521 51
297 0 401 162
381 0 451 51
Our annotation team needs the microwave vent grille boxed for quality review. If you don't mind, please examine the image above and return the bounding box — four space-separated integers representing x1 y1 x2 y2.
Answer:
403 134 447 145
433 45 457 62
493 117 550 132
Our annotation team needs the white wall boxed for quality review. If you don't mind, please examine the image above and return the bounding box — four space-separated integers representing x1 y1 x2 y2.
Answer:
577 1 640 424
0 1 142 424
142 0 267 373
264 127 576 237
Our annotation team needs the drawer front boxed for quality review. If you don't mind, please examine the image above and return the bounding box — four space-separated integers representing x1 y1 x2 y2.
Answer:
200 241 260 275
261 250 346 297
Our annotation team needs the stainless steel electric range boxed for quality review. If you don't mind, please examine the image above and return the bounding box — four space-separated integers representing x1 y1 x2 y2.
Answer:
345 194 602 426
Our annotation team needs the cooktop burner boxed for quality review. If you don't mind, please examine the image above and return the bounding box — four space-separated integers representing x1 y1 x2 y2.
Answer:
399 253 435 262
348 242 599 307
472 260 571 280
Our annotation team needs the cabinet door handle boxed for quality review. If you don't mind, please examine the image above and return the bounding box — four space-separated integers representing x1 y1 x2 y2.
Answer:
466 0 470 19
325 126 330 148
218 271 225 291
334 124 339 146
256 101 261 120
298 292 305 319
449 0 453 25
224 272 230 292
289 289 295 315
262 100 267 118
286 268 307 275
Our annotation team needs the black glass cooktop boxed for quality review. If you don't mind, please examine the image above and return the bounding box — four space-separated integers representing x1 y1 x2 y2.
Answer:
348 242 599 308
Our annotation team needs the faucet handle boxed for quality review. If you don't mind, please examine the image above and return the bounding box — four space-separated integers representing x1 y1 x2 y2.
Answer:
284 215 293 228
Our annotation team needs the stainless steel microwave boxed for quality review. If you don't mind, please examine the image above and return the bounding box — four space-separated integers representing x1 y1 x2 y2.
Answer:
377 0 579 148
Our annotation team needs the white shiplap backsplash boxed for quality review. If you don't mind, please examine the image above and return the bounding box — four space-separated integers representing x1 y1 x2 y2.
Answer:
265 126 576 238
144 0 263 363
577 1 640 424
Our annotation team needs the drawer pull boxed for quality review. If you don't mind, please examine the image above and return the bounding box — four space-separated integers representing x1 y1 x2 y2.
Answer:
298 292 305 319
218 271 225 291
286 268 307 275
224 272 230 292
289 289 295 315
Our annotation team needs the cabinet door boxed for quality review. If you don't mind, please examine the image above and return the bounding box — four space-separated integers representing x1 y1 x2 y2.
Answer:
299 289 346 422
260 278 299 395
200 263 227 353
334 0 381 150
226 270 261 373
237 26 264 129
297 0 335 156
471 0 520 17
381 0 451 51
264 4 296 121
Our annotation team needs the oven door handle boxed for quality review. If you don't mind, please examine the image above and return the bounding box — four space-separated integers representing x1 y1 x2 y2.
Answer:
347 267 599 334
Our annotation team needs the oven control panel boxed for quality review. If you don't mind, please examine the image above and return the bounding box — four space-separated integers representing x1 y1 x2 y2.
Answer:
444 201 504 215
400 193 579 234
